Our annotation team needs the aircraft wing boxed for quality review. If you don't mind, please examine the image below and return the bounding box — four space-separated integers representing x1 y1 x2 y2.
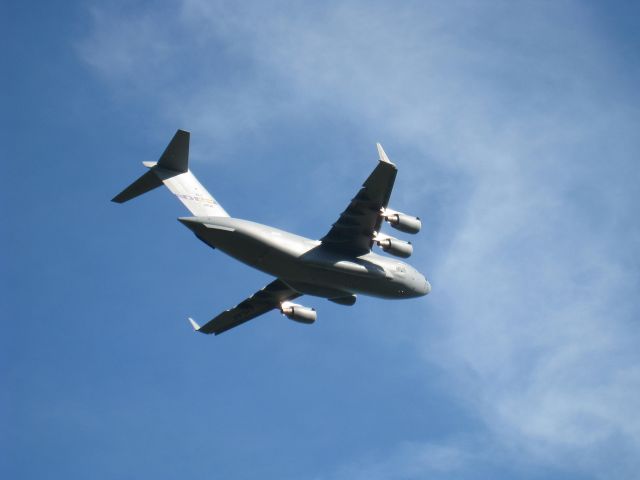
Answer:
190 279 300 335
320 144 398 254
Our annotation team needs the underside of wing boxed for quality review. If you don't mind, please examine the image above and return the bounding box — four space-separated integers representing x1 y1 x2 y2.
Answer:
193 279 300 335
321 144 398 254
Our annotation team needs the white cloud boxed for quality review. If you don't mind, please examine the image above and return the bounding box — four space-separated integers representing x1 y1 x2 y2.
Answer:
79 1 640 477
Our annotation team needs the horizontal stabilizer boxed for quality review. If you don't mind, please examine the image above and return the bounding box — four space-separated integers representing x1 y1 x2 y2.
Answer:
112 169 163 203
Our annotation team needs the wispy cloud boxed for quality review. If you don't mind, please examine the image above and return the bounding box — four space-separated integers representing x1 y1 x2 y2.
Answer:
79 1 640 477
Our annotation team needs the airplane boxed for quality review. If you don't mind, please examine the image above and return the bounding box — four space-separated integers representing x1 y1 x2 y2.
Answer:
113 130 431 335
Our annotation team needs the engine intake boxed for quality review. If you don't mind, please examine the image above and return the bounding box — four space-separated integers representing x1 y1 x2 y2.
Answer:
281 302 317 324
377 237 413 258
384 212 421 234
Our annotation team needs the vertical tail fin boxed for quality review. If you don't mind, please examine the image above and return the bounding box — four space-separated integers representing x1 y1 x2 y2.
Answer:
157 129 189 173
112 130 229 217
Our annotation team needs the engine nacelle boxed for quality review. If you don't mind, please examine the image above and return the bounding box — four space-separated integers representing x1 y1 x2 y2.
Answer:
384 212 421 234
281 302 317 324
377 237 413 258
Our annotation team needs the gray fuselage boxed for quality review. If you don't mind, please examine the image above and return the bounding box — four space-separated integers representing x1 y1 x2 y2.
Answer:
179 216 431 300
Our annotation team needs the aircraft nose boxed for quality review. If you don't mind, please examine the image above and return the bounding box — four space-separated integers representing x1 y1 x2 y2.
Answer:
411 275 431 297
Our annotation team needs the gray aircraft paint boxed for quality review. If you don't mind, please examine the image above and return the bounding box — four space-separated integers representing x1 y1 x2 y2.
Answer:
179 216 429 299
113 130 430 335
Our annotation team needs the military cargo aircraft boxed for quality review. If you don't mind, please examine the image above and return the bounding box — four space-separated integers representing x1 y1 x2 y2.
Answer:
113 130 430 335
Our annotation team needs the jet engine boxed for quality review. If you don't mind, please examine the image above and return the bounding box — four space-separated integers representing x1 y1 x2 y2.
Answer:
281 302 317 324
376 237 413 258
383 210 421 234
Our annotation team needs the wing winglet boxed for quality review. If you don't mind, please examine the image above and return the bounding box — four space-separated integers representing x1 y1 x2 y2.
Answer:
188 317 202 332
376 143 395 165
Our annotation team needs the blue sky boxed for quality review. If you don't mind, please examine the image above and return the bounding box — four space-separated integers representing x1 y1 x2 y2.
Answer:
3 1 640 479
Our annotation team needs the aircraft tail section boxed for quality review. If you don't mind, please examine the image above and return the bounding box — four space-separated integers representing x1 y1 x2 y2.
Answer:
156 128 189 173
112 130 229 217
111 169 163 203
